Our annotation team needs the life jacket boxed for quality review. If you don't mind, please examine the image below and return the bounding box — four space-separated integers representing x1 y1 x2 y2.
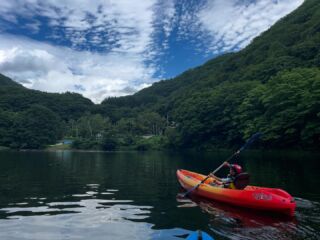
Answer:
225 173 250 190
228 182 236 189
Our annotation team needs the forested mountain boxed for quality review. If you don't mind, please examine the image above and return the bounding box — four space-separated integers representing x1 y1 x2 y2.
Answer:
0 74 22 87
0 0 319 150
0 74 93 148
100 0 320 149
0 75 94 120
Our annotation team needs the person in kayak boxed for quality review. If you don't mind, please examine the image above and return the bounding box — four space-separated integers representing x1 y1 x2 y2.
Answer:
209 162 243 189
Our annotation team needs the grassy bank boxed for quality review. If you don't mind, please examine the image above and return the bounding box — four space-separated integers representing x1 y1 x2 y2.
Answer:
0 146 10 151
46 144 72 151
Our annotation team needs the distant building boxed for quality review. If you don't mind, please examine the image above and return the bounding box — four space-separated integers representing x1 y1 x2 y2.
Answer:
96 133 103 140
62 139 73 145
142 134 154 139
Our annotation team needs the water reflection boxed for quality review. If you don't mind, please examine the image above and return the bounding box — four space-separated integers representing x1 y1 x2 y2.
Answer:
0 186 155 240
176 192 320 240
0 150 319 239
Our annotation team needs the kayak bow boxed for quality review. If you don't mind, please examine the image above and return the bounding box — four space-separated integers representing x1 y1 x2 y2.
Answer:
186 230 214 240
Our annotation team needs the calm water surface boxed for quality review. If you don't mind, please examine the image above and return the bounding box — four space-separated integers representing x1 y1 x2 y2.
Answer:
0 150 319 240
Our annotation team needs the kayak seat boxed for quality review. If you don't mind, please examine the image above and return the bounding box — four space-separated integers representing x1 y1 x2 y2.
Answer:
234 172 250 190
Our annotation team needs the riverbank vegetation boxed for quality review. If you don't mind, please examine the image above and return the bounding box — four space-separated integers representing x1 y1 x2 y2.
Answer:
0 0 319 151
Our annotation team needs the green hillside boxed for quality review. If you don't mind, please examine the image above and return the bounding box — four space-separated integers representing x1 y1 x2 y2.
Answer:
0 79 93 120
0 75 93 149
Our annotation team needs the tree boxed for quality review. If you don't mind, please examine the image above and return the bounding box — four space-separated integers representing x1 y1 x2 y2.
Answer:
13 105 62 149
240 68 320 147
0 109 15 146
74 114 112 139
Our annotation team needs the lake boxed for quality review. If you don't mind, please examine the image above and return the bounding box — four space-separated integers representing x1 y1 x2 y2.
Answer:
0 150 319 240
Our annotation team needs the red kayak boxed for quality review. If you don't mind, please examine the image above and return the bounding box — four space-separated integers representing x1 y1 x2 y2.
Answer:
177 169 296 216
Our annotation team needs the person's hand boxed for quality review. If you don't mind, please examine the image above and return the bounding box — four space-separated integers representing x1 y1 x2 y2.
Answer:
209 173 218 180
223 162 230 167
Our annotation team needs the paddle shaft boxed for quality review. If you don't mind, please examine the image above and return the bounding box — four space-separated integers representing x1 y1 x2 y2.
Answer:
182 132 261 197
184 152 238 195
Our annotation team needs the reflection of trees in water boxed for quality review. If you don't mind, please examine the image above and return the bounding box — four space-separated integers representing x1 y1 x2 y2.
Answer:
1 150 319 204
178 193 320 240
0 151 184 204
242 150 320 198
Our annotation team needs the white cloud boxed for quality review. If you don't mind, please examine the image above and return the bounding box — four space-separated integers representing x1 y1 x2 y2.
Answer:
0 0 157 55
198 0 304 53
0 35 155 103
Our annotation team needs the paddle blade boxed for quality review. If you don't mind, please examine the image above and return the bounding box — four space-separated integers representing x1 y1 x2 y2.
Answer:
181 186 197 198
239 132 262 152
186 230 215 240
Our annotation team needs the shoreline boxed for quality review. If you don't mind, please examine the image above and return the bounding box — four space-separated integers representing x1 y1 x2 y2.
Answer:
1 147 319 155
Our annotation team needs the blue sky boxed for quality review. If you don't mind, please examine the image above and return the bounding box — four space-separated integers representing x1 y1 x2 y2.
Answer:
0 0 303 102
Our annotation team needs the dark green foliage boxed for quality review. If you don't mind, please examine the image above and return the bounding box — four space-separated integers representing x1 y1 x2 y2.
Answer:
0 75 93 149
72 139 100 150
12 105 62 149
0 74 22 87
134 136 168 151
101 135 118 151
239 68 320 147
174 81 259 147
164 127 181 148
0 75 93 121
0 109 15 146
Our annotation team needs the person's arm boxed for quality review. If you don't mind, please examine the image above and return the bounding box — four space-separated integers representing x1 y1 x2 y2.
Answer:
209 162 231 185
209 161 230 181
223 161 231 168
209 173 221 181
220 177 232 184
209 173 223 185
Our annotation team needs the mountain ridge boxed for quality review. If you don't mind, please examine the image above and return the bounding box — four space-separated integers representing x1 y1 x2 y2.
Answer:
102 0 320 110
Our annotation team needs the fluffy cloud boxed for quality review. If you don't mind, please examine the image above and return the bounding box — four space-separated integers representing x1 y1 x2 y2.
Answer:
198 0 304 53
0 0 158 103
0 0 157 54
0 35 154 103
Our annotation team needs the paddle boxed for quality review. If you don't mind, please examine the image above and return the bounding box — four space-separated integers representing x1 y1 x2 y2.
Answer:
182 132 262 197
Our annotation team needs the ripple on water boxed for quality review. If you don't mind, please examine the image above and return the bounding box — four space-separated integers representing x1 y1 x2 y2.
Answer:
177 195 320 240
0 188 158 240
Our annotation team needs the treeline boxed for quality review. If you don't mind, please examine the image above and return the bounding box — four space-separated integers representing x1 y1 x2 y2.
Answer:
65 112 170 151
0 74 172 150
173 68 320 148
0 76 93 149
0 105 62 149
